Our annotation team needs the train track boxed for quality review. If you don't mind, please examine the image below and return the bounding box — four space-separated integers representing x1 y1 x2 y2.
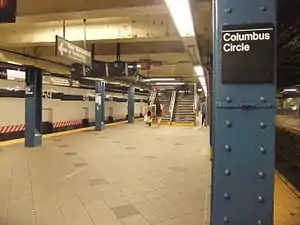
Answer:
276 128 300 198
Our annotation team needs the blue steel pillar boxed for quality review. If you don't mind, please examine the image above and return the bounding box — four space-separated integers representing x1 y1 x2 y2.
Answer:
95 81 105 131
25 67 43 147
212 0 276 224
127 86 135 123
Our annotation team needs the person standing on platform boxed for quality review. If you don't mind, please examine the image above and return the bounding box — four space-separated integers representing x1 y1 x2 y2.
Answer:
201 100 207 127
155 99 163 127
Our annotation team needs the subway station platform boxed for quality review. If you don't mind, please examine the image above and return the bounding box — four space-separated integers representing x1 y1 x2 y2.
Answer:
0 121 299 225
277 114 300 135
0 122 211 225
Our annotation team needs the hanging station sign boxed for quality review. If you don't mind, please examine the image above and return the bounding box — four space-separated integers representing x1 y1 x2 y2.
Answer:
221 23 275 83
55 35 92 67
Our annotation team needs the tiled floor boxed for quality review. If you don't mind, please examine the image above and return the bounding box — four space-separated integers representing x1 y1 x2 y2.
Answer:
0 123 211 225
0 121 299 225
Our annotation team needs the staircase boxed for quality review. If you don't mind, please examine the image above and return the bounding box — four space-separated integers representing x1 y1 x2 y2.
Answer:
172 94 195 124
151 91 172 124
160 92 172 122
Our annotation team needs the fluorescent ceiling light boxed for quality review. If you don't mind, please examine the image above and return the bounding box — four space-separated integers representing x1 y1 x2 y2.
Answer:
198 88 202 92
7 61 22 65
137 64 141 68
155 82 185 85
164 0 195 37
144 78 176 82
199 77 206 84
194 65 204 76
283 88 297 92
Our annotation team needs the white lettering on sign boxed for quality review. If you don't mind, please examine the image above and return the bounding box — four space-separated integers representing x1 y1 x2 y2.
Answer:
222 28 273 53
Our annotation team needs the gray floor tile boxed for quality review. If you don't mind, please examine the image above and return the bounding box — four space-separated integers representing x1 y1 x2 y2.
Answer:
110 204 140 219
73 162 89 167
0 120 213 225
89 178 110 187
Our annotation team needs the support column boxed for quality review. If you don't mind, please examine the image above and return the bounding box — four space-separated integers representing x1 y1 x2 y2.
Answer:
212 0 276 224
95 81 105 131
127 86 135 123
25 66 42 147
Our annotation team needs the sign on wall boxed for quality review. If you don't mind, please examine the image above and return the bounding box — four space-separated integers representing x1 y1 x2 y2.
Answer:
55 35 92 67
221 23 275 83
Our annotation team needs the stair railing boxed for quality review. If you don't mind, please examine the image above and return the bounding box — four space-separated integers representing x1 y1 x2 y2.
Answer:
149 89 157 106
169 90 177 123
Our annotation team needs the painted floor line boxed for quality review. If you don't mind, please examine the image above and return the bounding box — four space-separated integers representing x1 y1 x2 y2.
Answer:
0 119 143 147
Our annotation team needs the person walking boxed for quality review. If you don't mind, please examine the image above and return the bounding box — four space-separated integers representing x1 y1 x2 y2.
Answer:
201 100 207 127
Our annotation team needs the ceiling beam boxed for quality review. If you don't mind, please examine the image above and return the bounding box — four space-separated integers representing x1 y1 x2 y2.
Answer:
17 0 165 18
0 15 178 46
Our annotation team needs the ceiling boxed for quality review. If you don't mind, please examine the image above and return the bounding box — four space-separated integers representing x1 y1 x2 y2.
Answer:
277 0 300 89
0 0 212 84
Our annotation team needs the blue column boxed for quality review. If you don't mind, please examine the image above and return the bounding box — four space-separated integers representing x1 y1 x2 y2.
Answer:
95 81 105 131
127 86 135 123
212 0 276 224
25 66 42 147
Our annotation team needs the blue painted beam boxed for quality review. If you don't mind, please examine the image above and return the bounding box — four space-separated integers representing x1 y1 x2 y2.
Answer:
25 67 43 147
127 86 135 123
95 81 105 131
212 0 276 224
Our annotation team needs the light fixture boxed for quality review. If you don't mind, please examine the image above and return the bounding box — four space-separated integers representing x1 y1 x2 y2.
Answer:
7 61 22 65
282 88 297 92
137 64 142 68
155 82 185 85
198 88 202 92
194 65 204 76
199 76 206 84
164 0 195 37
144 78 176 82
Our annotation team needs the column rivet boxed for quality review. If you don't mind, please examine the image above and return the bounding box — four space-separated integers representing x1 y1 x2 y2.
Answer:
257 220 263 225
258 171 265 179
260 6 267 12
260 97 266 102
225 169 231 176
224 216 230 223
225 8 233 14
260 122 267 129
260 147 266 154
224 192 230 200
226 121 232 127
225 145 231 152
258 196 264 203
226 96 232 102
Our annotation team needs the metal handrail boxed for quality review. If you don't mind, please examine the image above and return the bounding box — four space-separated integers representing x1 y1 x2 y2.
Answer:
169 90 177 122
150 89 157 105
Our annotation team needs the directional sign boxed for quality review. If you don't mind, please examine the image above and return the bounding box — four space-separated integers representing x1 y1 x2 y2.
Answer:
221 23 275 83
55 35 92 67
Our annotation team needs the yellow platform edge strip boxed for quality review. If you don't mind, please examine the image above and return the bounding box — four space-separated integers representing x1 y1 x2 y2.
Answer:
149 122 195 126
0 118 143 147
275 170 300 198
